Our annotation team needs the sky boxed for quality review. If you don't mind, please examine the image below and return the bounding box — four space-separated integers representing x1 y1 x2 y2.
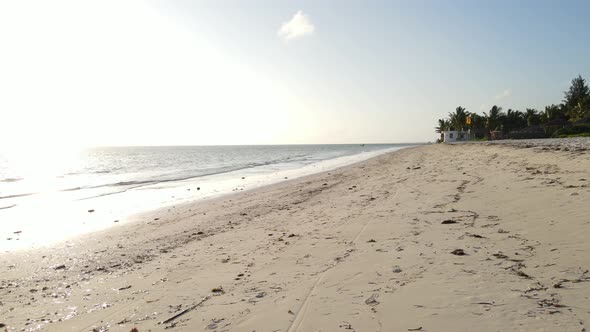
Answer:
0 0 589 149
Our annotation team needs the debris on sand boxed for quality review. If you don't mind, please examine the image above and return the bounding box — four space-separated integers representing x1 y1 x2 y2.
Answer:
159 296 210 325
466 233 485 238
451 249 467 256
492 252 508 259
365 293 380 306
514 270 533 279
211 287 224 294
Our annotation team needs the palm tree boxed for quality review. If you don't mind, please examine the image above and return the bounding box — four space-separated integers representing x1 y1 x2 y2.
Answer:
435 118 450 142
504 109 526 132
544 104 566 121
448 106 467 132
483 105 504 137
566 100 589 122
525 108 539 126
469 113 486 139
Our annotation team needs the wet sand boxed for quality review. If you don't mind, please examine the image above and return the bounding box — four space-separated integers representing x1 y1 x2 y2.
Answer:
1 142 589 331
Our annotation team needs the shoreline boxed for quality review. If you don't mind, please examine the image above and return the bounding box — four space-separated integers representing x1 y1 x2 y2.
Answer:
0 144 413 252
1 141 589 331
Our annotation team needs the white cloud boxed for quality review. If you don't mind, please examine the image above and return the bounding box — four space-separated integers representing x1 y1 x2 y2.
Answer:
495 89 512 100
278 10 315 41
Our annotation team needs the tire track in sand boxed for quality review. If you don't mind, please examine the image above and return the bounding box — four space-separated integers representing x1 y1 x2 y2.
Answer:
286 186 401 332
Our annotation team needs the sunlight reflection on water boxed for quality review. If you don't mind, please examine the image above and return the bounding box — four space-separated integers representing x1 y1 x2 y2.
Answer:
0 145 413 251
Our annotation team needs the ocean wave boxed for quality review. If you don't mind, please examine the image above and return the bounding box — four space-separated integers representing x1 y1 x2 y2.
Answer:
62 159 298 192
0 192 35 200
0 177 23 183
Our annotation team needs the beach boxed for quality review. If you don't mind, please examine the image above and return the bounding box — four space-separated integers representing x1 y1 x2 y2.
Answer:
1 140 589 332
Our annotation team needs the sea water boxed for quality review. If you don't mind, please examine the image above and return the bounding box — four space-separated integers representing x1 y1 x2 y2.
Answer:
0 144 418 250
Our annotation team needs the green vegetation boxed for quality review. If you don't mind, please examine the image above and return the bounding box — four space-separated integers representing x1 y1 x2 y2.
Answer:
435 75 590 141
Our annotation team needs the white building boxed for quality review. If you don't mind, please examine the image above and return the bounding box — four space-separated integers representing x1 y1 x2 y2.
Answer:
443 130 468 143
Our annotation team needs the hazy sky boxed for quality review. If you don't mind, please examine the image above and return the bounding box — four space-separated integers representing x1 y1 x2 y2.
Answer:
1 0 589 149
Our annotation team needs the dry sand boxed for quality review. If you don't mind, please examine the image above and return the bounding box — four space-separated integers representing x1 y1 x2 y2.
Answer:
1 142 589 332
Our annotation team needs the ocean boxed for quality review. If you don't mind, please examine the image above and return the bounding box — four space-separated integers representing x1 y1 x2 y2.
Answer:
0 144 417 250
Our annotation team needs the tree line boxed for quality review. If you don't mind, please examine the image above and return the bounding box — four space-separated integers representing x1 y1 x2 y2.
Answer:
435 75 590 141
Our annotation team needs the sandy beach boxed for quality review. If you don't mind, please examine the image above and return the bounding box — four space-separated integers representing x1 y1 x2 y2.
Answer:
1 140 590 332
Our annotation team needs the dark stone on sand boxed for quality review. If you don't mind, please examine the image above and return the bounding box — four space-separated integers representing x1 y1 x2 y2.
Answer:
88 209 95 213
451 249 466 256
441 220 458 224
0 323 5 328
367 239 376 243
197 187 200 190
13 230 22 234
113 220 119 223
288 233 296 238
53 264 66 270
